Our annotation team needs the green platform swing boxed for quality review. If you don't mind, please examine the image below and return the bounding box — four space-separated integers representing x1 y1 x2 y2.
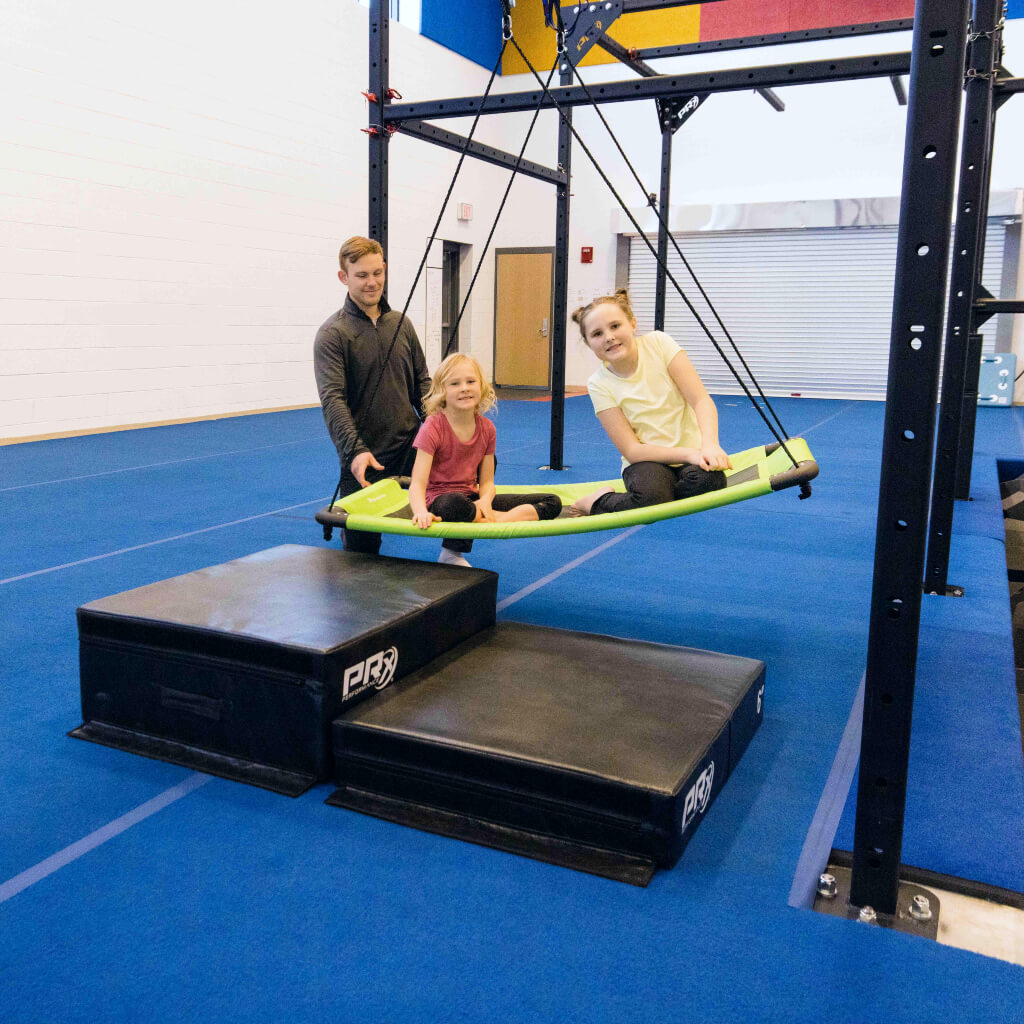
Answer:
315 438 818 541
318 23 819 545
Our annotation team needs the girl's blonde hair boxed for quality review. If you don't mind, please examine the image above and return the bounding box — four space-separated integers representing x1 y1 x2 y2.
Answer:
423 353 496 417
571 288 634 338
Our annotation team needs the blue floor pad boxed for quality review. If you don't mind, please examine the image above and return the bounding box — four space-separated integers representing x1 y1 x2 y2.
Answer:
2 398 1023 1023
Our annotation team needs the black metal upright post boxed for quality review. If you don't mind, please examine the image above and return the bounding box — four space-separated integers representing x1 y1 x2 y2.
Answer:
924 0 1003 593
650 96 698 330
850 0 971 917
548 57 573 472
954 6 1005 500
654 127 672 330
368 0 390 255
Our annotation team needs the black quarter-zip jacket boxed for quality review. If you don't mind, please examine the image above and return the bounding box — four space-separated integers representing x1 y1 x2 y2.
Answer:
313 294 431 472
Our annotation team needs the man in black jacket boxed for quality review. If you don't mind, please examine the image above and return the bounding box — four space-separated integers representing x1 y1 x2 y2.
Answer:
314 236 469 563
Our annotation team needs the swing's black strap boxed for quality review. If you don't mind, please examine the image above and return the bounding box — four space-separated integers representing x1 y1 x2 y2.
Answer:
446 54 564 348
564 61 793 449
357 34 511 422
511 31 801 471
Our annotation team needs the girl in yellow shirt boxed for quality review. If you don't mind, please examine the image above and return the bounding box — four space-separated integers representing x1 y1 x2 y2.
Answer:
571 289 732 515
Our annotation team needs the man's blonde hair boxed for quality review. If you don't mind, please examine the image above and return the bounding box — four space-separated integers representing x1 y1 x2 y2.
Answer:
423 353 496 417
339 235 384 271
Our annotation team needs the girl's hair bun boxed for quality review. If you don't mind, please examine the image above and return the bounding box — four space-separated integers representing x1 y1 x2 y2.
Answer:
573 290 634 337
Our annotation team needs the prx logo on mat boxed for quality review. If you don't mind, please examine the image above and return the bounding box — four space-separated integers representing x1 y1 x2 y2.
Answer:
682 761 715 832
342 647 398 701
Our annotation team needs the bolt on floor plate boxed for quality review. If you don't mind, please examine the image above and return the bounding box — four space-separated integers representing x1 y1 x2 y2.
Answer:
812 864 941 941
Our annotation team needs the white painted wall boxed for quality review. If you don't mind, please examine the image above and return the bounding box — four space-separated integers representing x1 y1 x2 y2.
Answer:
3 9 1023 439
0 0 550 440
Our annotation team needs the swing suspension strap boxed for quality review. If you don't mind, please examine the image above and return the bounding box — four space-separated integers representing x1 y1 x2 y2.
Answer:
357 33 511 423
565 62 792 448
446 52 564 350
337 17 559 508
542 4 794 455
442 4 570 354
510 33 802 472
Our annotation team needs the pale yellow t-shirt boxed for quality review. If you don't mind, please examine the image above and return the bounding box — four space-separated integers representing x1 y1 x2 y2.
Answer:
587 331 702 469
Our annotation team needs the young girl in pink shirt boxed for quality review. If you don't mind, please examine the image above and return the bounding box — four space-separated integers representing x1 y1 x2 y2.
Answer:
410 353 561 565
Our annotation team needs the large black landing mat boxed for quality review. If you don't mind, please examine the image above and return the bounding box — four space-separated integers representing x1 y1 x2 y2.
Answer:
328 622 765 885
73 545 497 795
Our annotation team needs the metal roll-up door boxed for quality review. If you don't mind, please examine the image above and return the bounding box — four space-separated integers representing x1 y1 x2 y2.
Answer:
627 223 1006 400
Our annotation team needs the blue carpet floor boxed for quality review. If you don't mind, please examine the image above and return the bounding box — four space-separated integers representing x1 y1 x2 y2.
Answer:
1 397 1022 1023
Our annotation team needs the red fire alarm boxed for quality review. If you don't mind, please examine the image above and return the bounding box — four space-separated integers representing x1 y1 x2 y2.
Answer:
580 246 593 264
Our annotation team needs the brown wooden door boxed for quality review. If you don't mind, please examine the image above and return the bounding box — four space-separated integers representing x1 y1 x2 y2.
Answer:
494 251 552 387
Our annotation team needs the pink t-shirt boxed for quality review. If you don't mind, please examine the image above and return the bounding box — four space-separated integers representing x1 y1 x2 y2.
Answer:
413 412 497 505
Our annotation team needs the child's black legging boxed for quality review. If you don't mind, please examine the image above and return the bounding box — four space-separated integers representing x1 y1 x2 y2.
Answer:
428 491 563 553
590 462 726 516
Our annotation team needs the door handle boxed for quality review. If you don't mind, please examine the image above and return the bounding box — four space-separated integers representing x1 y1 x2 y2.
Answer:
540 318 549 337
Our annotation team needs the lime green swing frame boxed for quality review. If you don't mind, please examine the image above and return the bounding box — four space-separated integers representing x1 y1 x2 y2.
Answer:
314 438 818 541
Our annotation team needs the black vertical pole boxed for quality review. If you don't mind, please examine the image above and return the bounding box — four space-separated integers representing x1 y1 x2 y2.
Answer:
850 0 970 917
924 0 1002 591
368 0 390 257
954 10 1004 500
654 127 672 331
548 59 572 472
954 331 986 496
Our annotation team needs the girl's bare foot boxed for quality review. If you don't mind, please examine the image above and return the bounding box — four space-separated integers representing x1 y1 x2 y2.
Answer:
568 486 614 516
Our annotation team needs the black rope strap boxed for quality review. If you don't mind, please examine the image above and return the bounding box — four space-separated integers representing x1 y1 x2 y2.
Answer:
446 52 563 349
357 35 510 427
564 61 793 447
331 37 511 510
511 35 802 472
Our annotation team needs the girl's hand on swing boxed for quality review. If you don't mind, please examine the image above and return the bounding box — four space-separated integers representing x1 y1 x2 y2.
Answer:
413 510 440 529
700 444 732 471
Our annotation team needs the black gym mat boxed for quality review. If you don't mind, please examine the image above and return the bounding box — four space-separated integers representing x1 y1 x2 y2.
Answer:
72 545 497 795
328 621 765 884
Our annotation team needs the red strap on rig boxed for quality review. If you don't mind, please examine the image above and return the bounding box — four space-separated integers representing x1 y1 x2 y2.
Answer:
362 88 402 102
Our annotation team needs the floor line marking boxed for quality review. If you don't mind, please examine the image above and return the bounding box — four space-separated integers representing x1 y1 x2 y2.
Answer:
0 497 331 586
0 773 212 906
787 673 865 910
800 402 859 437
1 437 322 493
497 525 644 612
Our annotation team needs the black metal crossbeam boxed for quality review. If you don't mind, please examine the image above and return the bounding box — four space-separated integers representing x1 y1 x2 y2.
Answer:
597 25 786 111
634 19 913 60
995 76 1024 95
595 33 660 77
398 120 567 185
619 0 709 10
384 52 911 122
973 297 1024 326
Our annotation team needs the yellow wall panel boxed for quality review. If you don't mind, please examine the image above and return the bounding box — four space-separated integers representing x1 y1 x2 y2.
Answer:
503 4 701 76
